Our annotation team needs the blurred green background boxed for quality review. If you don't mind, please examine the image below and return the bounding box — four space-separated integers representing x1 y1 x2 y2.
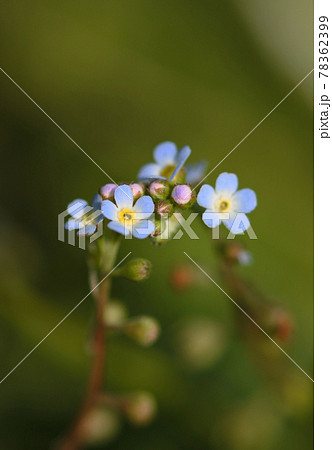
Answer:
0 1 313 449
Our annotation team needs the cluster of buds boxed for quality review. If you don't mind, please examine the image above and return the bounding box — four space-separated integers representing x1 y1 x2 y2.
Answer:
99 182 145 202
104 258 160 346
147 180 196 212
83 390 157 445
98 391 157 427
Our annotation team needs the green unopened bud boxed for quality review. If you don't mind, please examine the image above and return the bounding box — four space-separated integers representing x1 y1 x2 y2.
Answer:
123 316 160 346
104 300 127 327
123 391 157 426
114 258 151 281
171 184 196 208
148 180 171 201
83 407 120 445
155 200 174 218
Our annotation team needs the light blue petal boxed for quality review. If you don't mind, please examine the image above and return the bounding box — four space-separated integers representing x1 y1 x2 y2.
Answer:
197 184 215 209
114 185 133 209
95 213 104 224
185 160 207 185
170 146 191 181
101 200 118 221
153 142 177 165
91 193 102 210
222 213 250 234
132 220 155 239
138 163 162 181
215 173 238 194
67 199 88 219
65 218 80 230
107 221 130 236
202 210 223 228
77 224 97 236
233 189 257 213
134 195 155 218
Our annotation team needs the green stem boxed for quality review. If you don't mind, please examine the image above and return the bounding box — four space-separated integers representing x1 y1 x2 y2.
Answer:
58 236 120 450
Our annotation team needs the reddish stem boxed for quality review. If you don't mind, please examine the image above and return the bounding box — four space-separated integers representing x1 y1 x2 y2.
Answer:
58 276 110 450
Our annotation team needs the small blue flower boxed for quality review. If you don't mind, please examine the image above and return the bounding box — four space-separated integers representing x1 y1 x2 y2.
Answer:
101 185 155 239
185 160 207 185
65 194 104 236
197 172 257 234
138 141 191 182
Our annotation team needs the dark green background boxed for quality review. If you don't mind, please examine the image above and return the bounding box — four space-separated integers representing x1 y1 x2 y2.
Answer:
0 1 313 449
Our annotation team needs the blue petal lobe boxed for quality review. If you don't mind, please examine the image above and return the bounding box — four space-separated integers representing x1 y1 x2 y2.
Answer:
107 221 130 236
65 218 80 230
138 163 162 180
114 185 133 209
132 220 155 239
170 146 191 181
67 199 88 219
233 189 257 213
101 200 118 221
215 173 238 194
92 193 102 210
197 184 215 209
222 213 250 234
202 210 223 228
185 160 207 185
134 196 155 218
77 224 97 236
153 142 177 165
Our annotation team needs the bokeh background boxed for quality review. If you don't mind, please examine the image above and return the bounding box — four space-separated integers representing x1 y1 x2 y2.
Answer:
0 1 313 449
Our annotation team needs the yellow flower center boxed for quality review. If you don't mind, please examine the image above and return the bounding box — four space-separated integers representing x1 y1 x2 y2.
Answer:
119 208 135 224
218 200 229 212
83 214 95 225
160 164 176 179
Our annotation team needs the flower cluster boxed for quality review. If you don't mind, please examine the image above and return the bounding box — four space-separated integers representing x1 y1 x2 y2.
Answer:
64 141 257 240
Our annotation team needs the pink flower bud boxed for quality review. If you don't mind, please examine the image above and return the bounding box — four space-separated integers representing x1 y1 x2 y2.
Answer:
130 183 144 201
99 183 117 200
171 184 196 208
148 180 170 200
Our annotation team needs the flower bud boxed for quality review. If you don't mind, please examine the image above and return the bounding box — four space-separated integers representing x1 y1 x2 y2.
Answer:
103 300 127 327
130 183 144 201
169 264 195 292
99 183 117 200
115 258 151 281
222 242 252 266
148 180 170 201
123 391 157 426
267 307 293 342
175 318 225 370
123 316 160 346
83 407 120 445
155 200 174 218
171 184 196 208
